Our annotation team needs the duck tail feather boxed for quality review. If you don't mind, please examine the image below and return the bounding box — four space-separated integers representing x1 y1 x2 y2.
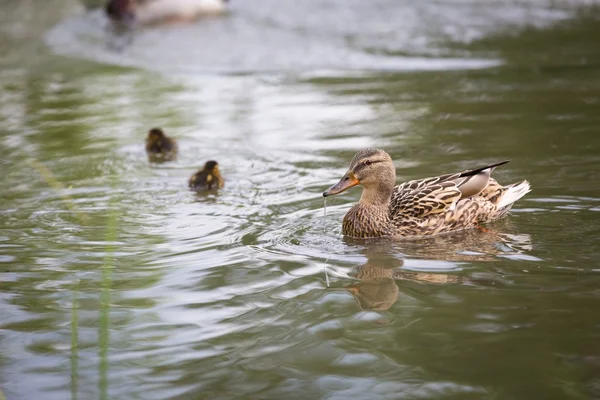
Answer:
496 180 531 209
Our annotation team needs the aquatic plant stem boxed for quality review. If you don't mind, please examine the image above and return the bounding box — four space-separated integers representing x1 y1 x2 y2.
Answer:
99 182 119 400
70 280 79 400
28 160 90 225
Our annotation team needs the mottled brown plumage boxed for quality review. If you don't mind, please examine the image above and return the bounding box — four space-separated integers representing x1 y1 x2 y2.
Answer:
323 149 531 239
145 128 177 162
189 160 224 191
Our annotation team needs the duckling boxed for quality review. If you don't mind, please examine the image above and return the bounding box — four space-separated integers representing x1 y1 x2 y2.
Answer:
105 0 229 26
145 128 177 161
189 160 224 190
323 148 531 239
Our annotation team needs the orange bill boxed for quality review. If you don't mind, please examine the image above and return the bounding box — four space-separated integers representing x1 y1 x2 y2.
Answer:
323 172 360 197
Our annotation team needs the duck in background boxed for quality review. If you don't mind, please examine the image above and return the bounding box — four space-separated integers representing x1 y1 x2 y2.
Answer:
145 127 178 162
189 160 224 191
105 0 229 26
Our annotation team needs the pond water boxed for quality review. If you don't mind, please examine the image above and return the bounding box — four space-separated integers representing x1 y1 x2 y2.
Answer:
1 1 600 399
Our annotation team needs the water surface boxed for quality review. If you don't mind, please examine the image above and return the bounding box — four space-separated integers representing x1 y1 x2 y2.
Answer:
1 1 600 399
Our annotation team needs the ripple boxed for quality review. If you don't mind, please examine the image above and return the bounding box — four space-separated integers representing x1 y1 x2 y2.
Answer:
3 1 600 399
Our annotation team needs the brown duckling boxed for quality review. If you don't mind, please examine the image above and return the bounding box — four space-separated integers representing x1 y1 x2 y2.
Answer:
189 160 224 191
145 128 177 161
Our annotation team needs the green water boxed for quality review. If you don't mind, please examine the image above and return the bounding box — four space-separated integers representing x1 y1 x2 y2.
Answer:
1 1 600 399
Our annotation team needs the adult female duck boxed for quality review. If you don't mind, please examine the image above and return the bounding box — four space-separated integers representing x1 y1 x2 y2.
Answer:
323 149 531 239
106 0 229 26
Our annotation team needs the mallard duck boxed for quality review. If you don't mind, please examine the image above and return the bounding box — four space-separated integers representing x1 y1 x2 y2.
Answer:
145 127 177 161
323 148 531 239
105 0 229 26
189 160 224 190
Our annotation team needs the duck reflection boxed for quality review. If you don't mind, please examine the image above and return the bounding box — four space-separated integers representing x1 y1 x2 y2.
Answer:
345 252 402 311
344 250 462 311
342 225 532 311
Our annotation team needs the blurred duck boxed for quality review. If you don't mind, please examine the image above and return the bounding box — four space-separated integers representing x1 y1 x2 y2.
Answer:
105 0 229 26
145 128 177 161
189 160 224 191
323 148 531 239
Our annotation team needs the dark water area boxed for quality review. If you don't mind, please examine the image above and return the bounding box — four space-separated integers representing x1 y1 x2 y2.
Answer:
1 1 600 399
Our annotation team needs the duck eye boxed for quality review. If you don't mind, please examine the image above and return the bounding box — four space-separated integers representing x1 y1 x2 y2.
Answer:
365 160 372 166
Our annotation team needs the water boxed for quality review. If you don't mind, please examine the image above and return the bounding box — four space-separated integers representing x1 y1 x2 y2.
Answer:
2 1 600 399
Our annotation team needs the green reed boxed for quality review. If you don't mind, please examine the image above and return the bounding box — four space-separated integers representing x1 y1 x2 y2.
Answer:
29 160 90 225
99 179 120 400
71 280 79 400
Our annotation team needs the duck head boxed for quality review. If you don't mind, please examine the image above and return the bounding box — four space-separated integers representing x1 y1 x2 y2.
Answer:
105 0 136 24
323 148 396 205
203 160 221 178
147 127 165 141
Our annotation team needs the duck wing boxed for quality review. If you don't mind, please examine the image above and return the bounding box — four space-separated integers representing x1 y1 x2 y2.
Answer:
390 161 510 219
450 160 509 198
390 174 462 218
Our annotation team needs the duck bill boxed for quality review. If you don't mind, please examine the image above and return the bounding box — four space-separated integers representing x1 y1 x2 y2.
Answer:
323 173 360 197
